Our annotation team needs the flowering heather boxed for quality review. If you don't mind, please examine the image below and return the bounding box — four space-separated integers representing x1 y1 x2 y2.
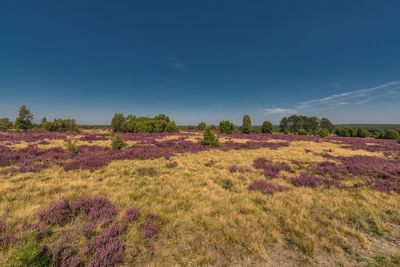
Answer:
291 173 323 188
71 196 117 223
140 214 161 239
82 222 96 239
123 208 140 223
248 180 284 194
38 199 74 225
63 153 111 171
0 235 18 248
228 165 250 174
51 247 81 267
253 158 292 178
364 179 400 193
79 134 108 141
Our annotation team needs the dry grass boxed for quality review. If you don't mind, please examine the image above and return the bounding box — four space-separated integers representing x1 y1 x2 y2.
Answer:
0 137 399 266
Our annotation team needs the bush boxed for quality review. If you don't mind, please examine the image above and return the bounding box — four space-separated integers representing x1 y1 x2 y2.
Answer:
335 127 350 137
197 122 206 131
111 113 125 132
219 120 234 134
165 121 178 132
65 140 80 155
43 119 77 132
112 135 126 151
320 118 335 133
0 117 13 131
349 128 358 137
201 127 219 147
261 121 273 134
357 128 368 138
319 128 329 137
297 129 307 135
5 234 51 267
242 115 252 134
384 129 400 140
15 105 34 131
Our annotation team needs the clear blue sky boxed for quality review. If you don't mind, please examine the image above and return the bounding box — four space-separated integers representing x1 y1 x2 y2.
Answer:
1 0 399 125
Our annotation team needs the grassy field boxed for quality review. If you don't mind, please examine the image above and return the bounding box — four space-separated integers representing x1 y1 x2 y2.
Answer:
0 130 399 266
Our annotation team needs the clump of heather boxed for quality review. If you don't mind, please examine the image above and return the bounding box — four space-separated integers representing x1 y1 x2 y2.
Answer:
140 214 161 239
82 222 96 239
248 180 284 194
253 158 292 178
291 173 322 187
71 196 117 224
63 153 111 171
228 165 250 174
166 161 178 168
51 247 81 267
38 199 74 225
123 208 140 223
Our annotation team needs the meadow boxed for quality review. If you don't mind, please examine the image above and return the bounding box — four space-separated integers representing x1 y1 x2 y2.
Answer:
0 129 399 266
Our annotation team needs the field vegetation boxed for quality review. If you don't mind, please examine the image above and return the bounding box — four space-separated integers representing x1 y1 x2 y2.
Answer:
0 106 399 266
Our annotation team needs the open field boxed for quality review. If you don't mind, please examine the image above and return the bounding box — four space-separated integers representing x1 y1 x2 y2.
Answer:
0 130 400 266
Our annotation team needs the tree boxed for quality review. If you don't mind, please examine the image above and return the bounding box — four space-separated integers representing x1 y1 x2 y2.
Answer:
319 128 329 137
0 117 13 131
356 128 368 138
111 113 125 132
261 121 273 134
242 115 252 134
320 118 334 133
219 120 234 134
165 121 179 132
197 122 206 131
201 127 219 147
384 129 399 140
279 117 289 133
15 105 33 131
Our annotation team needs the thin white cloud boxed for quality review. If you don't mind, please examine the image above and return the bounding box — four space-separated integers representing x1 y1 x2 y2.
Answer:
263 81 400 116
167 57 186 69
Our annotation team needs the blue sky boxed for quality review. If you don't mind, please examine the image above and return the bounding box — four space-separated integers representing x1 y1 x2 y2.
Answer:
1 0 400 125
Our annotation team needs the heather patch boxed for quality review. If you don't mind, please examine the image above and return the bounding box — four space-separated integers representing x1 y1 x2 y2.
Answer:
253 158 292 178
248 180 285 194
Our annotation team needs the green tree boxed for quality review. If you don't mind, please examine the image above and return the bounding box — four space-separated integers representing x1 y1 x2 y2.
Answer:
202 127 219 147
242 115 252 134
219 120 234 134
197 122 206 131
165 121 179 132
356 128 368 138
111 113 125 132
384 129 399 140
279 117 289 133
320 118 335 133
261 120 273 134
15 105 33 131
112 134 126 151
0 117 13 131
319 128 329 137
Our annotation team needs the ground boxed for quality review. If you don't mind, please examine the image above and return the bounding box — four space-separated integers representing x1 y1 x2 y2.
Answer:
0 131 399 266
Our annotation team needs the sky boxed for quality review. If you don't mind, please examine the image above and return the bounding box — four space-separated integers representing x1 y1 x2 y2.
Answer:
1 0 400 125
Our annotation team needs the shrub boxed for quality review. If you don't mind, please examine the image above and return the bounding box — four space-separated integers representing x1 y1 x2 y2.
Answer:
111 113 125 132
219 120 234 134
65 140 80 155
51 247 81 267
291 173 321 187
248 180 284 194
261 121 273 134
0 118 13 131
38 199 74 225
197 122 206 130
201 127 219 147
71 196 117 223
43 119 77 132
15 105 34 131
5 234 51 267
384 129 399 140
242 115 252 134
123 208 140 223
319 128 329 137
112 135 126 151
349 128 358 137
357 128 368 138
320 118 335 133
297 129 307 135
165 121 178 132
335 127 350 137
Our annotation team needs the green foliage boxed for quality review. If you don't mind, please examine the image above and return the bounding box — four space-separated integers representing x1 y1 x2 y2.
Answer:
114 113 174 133
335 127 350 137
197 122 206 131
41 118 77 132
319 128 329 137
242 115 252 134
261 121 273 134
165 121 179 132
112 134 126 151
384 129 400 140
202 127 219 147
0 117 13 131
297 129 307 135
111 112 125 132
65 139 80 155
219 120 234 134
357 128 368 138
320 118 335 133
349 128 358 137
15 105 33 131
4 234 50 267
279 115 333 135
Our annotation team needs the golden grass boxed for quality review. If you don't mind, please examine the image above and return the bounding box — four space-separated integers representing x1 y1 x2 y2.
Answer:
0 139 399 266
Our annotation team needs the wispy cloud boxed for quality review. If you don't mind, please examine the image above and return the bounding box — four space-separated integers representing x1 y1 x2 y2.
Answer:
167 57 186 69
263 81 400 116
